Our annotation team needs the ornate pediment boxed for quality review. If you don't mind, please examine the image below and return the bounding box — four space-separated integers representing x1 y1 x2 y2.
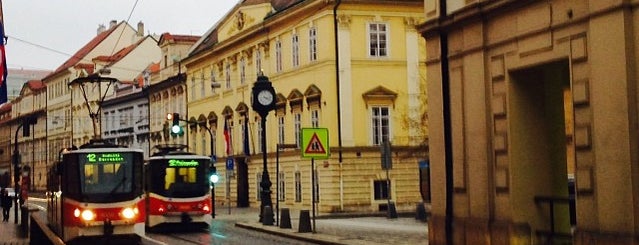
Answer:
362 86 397 108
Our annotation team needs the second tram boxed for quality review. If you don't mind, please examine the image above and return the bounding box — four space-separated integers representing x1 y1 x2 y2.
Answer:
46 140 146 244
145 145 213 230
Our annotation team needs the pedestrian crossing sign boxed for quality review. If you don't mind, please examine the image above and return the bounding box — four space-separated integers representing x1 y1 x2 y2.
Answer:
301 128 329 159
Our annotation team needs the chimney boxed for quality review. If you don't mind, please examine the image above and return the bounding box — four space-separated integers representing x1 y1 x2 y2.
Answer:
137 21 144 36
110 20 117 29
97 24 106 34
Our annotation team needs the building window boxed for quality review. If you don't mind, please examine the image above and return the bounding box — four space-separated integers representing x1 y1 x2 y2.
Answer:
311 109 320 128
275 40 282 72
257 173 262 201
292 34 299 67
294 113 301 147
373 180 390 200
255 49 262 75
278 171 285 201
201 130 207 155
240 57 246 85
211 129 217 155
191 77 196 99
295 171 301 202
371 106 390 145
256 117 263 153
278 116 285 145
200 71 205 97
225 63 231 89
309 27 317 61
368 23 388 57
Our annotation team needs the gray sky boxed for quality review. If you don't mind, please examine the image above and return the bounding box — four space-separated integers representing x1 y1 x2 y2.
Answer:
3 0 238 71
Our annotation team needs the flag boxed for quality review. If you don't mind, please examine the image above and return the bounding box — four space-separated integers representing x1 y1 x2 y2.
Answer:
243 115 250 156
224 119 232 156
0 1 8 105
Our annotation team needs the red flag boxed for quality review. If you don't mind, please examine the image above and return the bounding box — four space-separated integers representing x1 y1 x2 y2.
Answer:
224 119 232 156
0 0 8 104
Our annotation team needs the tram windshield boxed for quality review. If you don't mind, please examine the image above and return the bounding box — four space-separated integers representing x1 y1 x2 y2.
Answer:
148 158 209 198
79 152 134 194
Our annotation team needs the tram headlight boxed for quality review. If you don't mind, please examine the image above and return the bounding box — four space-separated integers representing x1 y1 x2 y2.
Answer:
121 207 138 219
81 210 95 221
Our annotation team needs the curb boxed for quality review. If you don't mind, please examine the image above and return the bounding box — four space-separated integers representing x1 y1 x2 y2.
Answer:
235 222 347 245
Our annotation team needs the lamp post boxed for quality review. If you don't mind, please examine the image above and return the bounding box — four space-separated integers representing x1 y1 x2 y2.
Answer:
251 74 276 224
12 116 36 224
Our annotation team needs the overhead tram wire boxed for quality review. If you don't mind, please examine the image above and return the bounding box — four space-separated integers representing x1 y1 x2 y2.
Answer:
109 0 139 58
7 34 153 74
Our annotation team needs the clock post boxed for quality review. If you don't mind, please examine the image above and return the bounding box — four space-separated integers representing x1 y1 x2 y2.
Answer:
251 74 276 224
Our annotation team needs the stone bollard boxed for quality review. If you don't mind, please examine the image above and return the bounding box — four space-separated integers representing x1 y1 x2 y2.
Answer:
387 201 398 219
415 202 427 222
279 208 292 229
298 210 312 233
262 206 274 225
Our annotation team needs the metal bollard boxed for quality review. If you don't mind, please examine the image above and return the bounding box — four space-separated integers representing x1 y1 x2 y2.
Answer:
20 205 29 238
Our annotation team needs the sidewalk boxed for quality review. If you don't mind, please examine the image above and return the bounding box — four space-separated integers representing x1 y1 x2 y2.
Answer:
221 206 429 245
0 207 29 245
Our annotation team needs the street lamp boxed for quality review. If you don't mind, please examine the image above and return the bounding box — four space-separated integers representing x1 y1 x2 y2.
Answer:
251 74 276 224
12 116 36 224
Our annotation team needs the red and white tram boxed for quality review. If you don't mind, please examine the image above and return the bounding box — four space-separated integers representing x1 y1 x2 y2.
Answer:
145 145 213 231
47 140 145 244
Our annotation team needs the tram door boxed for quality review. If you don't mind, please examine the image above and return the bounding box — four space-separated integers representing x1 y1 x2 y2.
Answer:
236 158 249 207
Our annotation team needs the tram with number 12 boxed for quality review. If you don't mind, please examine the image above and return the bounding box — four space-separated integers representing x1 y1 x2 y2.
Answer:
46 140 146 245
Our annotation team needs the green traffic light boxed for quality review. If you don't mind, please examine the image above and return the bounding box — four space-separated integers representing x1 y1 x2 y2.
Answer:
171 125 182 134
209 174 219 184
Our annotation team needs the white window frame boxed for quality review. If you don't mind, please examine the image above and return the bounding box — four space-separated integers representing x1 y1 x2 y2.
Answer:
295 171 302 202
275 40 283 72
294 113 301 147
278 116 285 145
292 34 299 67
225 63 231 89
371 106 391 145
240 57 246 84
278 171 285 201
200 71 206 97
368 22 389 58
309 27 317 62
310 109 320 128
255 49 262 75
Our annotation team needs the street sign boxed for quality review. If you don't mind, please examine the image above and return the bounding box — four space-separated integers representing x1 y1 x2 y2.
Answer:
226 158 234 170
301 128 329 159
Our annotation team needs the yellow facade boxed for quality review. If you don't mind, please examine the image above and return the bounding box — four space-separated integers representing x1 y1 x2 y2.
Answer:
185 0 427 213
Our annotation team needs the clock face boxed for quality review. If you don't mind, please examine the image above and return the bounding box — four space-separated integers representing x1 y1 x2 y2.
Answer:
257 90 274 105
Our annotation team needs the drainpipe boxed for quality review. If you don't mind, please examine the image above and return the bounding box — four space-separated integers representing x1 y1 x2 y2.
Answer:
333 0 343 211
438 0 453 244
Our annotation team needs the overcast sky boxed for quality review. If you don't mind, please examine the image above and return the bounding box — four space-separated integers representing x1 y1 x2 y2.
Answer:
3 0 238 71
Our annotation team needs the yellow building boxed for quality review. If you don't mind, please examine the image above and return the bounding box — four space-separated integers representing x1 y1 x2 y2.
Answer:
184 0 427 213
420 0 639 244
147 33 200 149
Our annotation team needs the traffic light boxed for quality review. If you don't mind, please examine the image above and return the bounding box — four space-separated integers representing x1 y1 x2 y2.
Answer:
166 113 183 135
209 165 219 184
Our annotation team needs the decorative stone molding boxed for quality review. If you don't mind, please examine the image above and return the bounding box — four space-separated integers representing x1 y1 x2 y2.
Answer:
362 86 397 109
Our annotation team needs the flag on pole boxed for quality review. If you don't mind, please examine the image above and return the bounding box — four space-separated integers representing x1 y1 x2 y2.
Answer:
0 1 8 105
224 119 232 156
243 115 250 156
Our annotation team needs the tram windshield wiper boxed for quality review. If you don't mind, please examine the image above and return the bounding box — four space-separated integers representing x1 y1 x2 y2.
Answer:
110 176 127 195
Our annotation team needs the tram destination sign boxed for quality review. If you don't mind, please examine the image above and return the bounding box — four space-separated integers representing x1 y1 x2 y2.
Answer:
169 159 200 167
86 153 125 163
